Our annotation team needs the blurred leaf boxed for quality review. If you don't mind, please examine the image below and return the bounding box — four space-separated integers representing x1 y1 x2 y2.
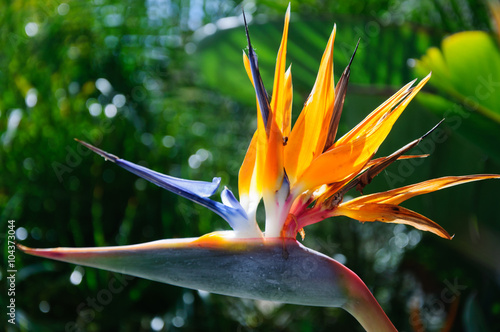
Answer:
463 293 491 332
416 31 500 124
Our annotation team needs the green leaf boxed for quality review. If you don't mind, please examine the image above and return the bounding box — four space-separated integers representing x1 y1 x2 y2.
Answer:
416 31 500 124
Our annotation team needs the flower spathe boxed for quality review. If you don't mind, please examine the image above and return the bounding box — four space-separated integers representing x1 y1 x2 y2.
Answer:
19 5 500 331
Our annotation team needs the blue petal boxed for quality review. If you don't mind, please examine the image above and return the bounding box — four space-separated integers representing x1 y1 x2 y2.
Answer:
118 159 220 198
221 186 248 219
75 140 220 197
76 140 246 230
243 12 271 132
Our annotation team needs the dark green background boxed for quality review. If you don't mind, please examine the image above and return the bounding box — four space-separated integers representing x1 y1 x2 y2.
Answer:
1 0 500 331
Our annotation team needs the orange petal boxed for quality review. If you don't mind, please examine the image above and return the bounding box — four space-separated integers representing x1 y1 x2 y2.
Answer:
243 51 254 86
334 203 452 239
262 119 284 192
282 65 293 137
365 154 429 168
259 4 291 193
346 175 500 206
352 120 444 194
317 154 430 210
333 78 417 147
294 135 371 194
238 132 259 207
285 25 336 185
296 74 431 192
270 4 290 130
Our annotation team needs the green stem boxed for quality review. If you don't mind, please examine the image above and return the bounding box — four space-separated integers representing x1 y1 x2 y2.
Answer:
341 270 398 332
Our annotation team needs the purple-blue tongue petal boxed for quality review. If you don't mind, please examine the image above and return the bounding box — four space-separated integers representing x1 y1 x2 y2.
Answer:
76 140 245 230
221 187 247 219
117 159 220 197
243 11 271 133
75 140 220 197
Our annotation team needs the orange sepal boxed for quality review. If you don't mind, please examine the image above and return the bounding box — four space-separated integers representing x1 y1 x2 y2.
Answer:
270 4 291 130
334 204 452 239
346 175 500 206
285 25 336 185
333 79 416 148
296 74 431 192
238 132 259 203
282 65 293 137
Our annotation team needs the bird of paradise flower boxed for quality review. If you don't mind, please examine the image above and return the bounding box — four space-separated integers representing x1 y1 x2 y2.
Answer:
19 6 499 331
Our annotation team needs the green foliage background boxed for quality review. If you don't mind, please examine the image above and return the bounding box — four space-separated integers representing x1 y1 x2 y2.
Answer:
1 0 500 331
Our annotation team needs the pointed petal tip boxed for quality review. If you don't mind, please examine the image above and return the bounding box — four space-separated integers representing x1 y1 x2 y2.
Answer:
75 139 118 162
18 243 53 257
326 23 336 42
212 176 222 187
242 10 251 47
244 33 271 131
441 230 453 240
17 243 64 259
421 118 446 140
437 228 453 240
16 242 28 252
408 72 431 89
347 39 360 68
